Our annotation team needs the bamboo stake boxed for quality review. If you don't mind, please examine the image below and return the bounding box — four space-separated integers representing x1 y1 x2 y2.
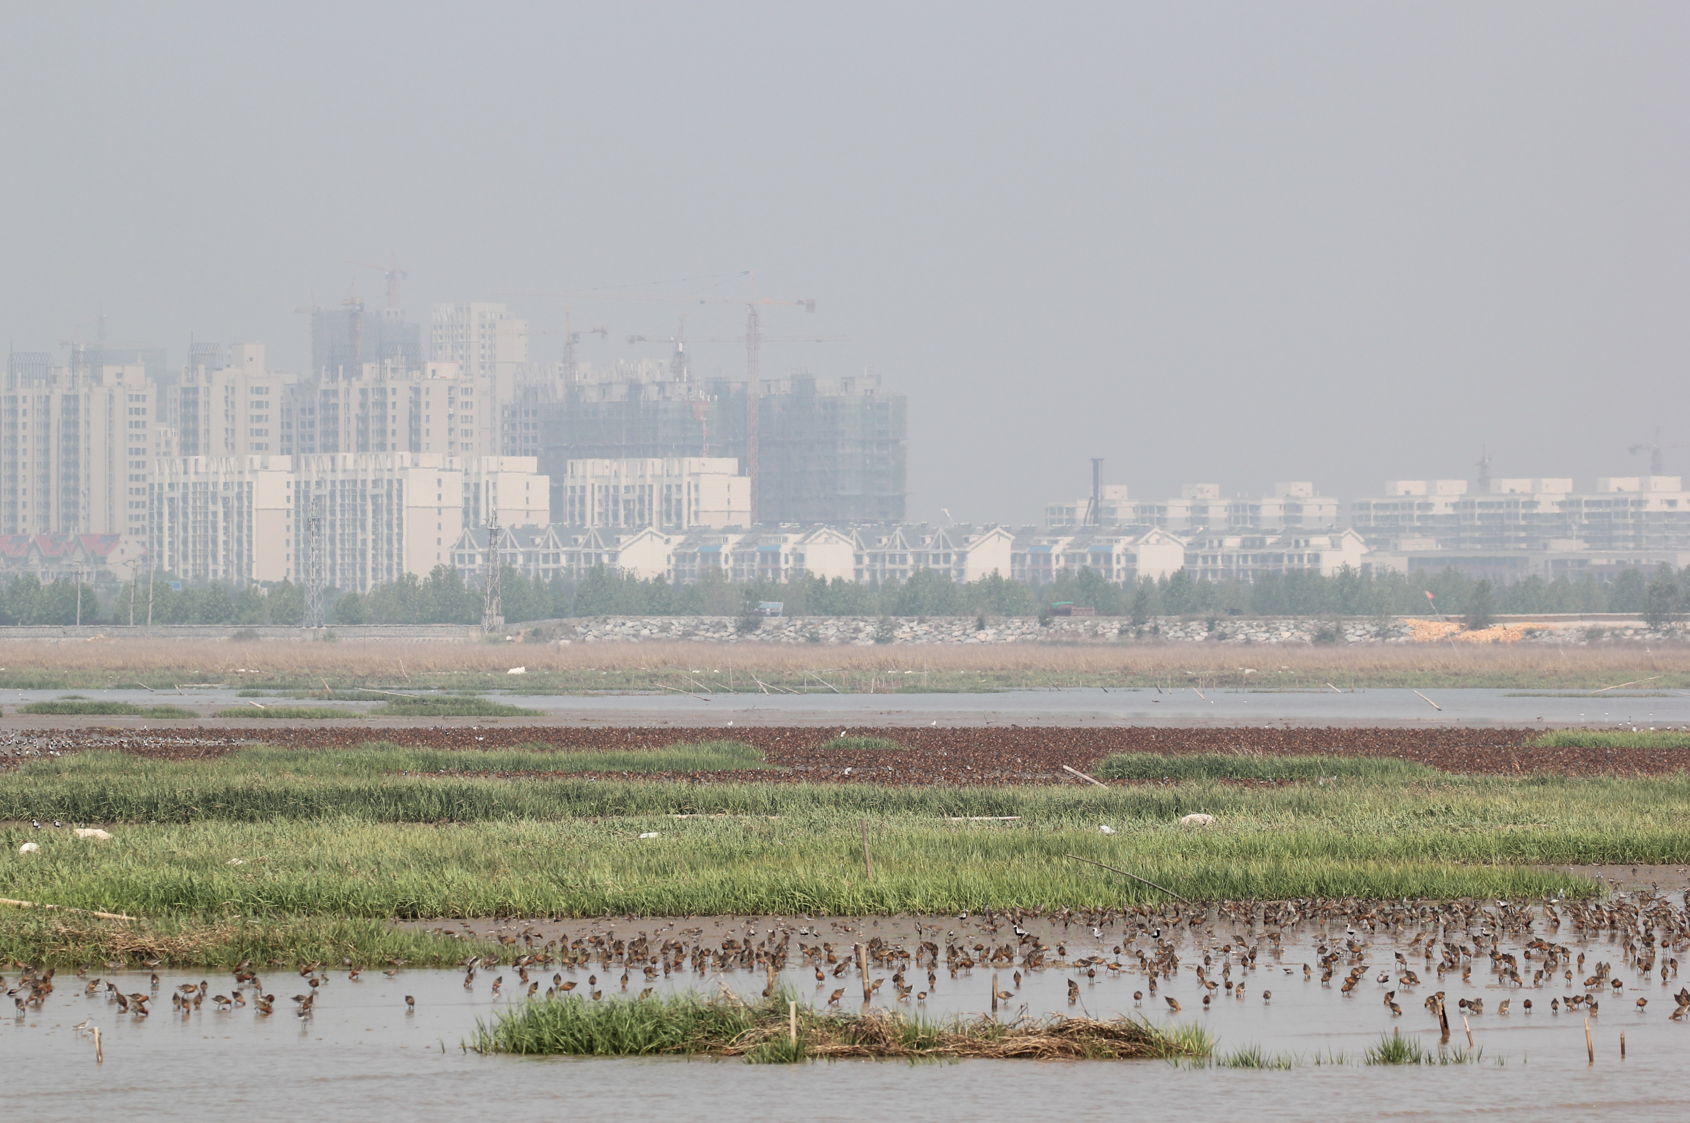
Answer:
789 1000 797 1044
1412 689 1442 711
0 897 135 922
93 1026 102 1065
860 819 874 880
1585 1017 1594 1063
1463 1014 1473 1047
856 944 871 1004
1620 1031 1626 1060
1065 855 1192 903
659 685 711 702
1591 676 1662 695
1061 764 1107 788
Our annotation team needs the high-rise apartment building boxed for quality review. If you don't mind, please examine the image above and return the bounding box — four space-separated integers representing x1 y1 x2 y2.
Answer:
150 454 295 584
173 344 288 458
429 303 528 381
0 356 163 538
559 458 749 531
537 369 906 526
311 301 423 377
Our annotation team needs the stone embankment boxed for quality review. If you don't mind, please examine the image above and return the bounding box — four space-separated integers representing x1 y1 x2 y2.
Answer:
546 614 1682 646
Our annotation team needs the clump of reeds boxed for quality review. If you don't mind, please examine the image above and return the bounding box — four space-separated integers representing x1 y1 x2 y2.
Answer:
1094 753 1438 782
1364 1029 1482 1065
212 706 354 719
17 700 196 718
1531 730 1690 750
815 736 903 751
369 697 540 717
472 990 1212 1062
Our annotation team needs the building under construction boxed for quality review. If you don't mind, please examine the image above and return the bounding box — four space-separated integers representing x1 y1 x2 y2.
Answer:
536 366 905 526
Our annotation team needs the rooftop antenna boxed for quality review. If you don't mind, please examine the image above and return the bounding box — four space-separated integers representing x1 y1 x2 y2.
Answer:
1476 448 1492 493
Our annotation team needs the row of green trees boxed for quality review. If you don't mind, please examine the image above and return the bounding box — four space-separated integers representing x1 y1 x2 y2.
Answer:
1 563 1687 628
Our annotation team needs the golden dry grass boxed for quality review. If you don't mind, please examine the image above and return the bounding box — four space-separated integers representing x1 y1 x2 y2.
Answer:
0 635 1683 689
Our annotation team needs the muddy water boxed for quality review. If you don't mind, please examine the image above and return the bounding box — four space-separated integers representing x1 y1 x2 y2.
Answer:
1 685 1686 728
7 908 1689 1122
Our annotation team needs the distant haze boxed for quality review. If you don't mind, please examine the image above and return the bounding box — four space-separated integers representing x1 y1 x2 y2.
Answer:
2 2 1685 523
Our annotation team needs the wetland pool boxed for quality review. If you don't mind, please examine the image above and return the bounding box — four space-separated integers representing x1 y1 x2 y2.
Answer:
8 905 1690 1122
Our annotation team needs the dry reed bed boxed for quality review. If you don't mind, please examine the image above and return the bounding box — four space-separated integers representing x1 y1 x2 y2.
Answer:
14 723 1688 778
0 636 1686 687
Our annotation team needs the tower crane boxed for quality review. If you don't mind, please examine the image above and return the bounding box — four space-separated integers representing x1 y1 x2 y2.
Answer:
345 253 409 310
1630 428 1682 477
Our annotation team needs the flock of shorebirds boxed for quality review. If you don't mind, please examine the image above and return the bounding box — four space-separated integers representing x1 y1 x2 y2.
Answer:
12 888 1690 1049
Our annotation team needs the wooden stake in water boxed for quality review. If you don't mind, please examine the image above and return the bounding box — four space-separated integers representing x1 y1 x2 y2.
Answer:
1585 1017 1594 1064
856 944 871 1004
1620 1031 1626 1060
1463 1015 1473 1047
991 972 999 1015
93 1026 102 1065
789 1000 797 1044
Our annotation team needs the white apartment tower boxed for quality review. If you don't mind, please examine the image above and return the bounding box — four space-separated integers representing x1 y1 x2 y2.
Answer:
429 303 528 381
430 303 529 458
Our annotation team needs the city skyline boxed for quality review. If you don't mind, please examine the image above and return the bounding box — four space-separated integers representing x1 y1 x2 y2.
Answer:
4 4 1685 526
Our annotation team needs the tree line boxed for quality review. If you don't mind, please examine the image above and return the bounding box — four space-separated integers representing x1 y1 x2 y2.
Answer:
1 562 1688 628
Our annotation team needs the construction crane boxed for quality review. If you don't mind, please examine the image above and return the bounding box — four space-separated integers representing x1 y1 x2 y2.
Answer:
345 253 408 310
537 311 610 381
521 277 821 523
1630 428 1682 477
626 319 846 512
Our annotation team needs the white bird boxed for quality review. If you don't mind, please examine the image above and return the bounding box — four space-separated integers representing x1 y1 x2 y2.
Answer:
1099 825 1116 835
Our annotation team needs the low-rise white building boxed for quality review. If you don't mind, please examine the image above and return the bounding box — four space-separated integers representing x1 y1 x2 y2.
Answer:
1047 481 1341 535
1184 529 1368 581
1013 528 1187 585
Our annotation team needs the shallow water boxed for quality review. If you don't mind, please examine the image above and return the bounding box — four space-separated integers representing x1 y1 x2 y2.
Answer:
1 685 1686 728
9 908 1689 1122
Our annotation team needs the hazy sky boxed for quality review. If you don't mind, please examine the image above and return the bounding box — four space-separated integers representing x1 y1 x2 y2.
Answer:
3 3 1685 524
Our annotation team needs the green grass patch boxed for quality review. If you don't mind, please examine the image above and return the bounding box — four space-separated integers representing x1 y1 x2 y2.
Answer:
212 705 357 719
816 736 903 751
1503 692 1672 698
1529 730 1690 750
471 990 1210 1061
1094 753 1438 782
1215 1044 1298 1069
369 696 540 717
17 745 1690 965
17 700 198 718
1364 1029 1481 1066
